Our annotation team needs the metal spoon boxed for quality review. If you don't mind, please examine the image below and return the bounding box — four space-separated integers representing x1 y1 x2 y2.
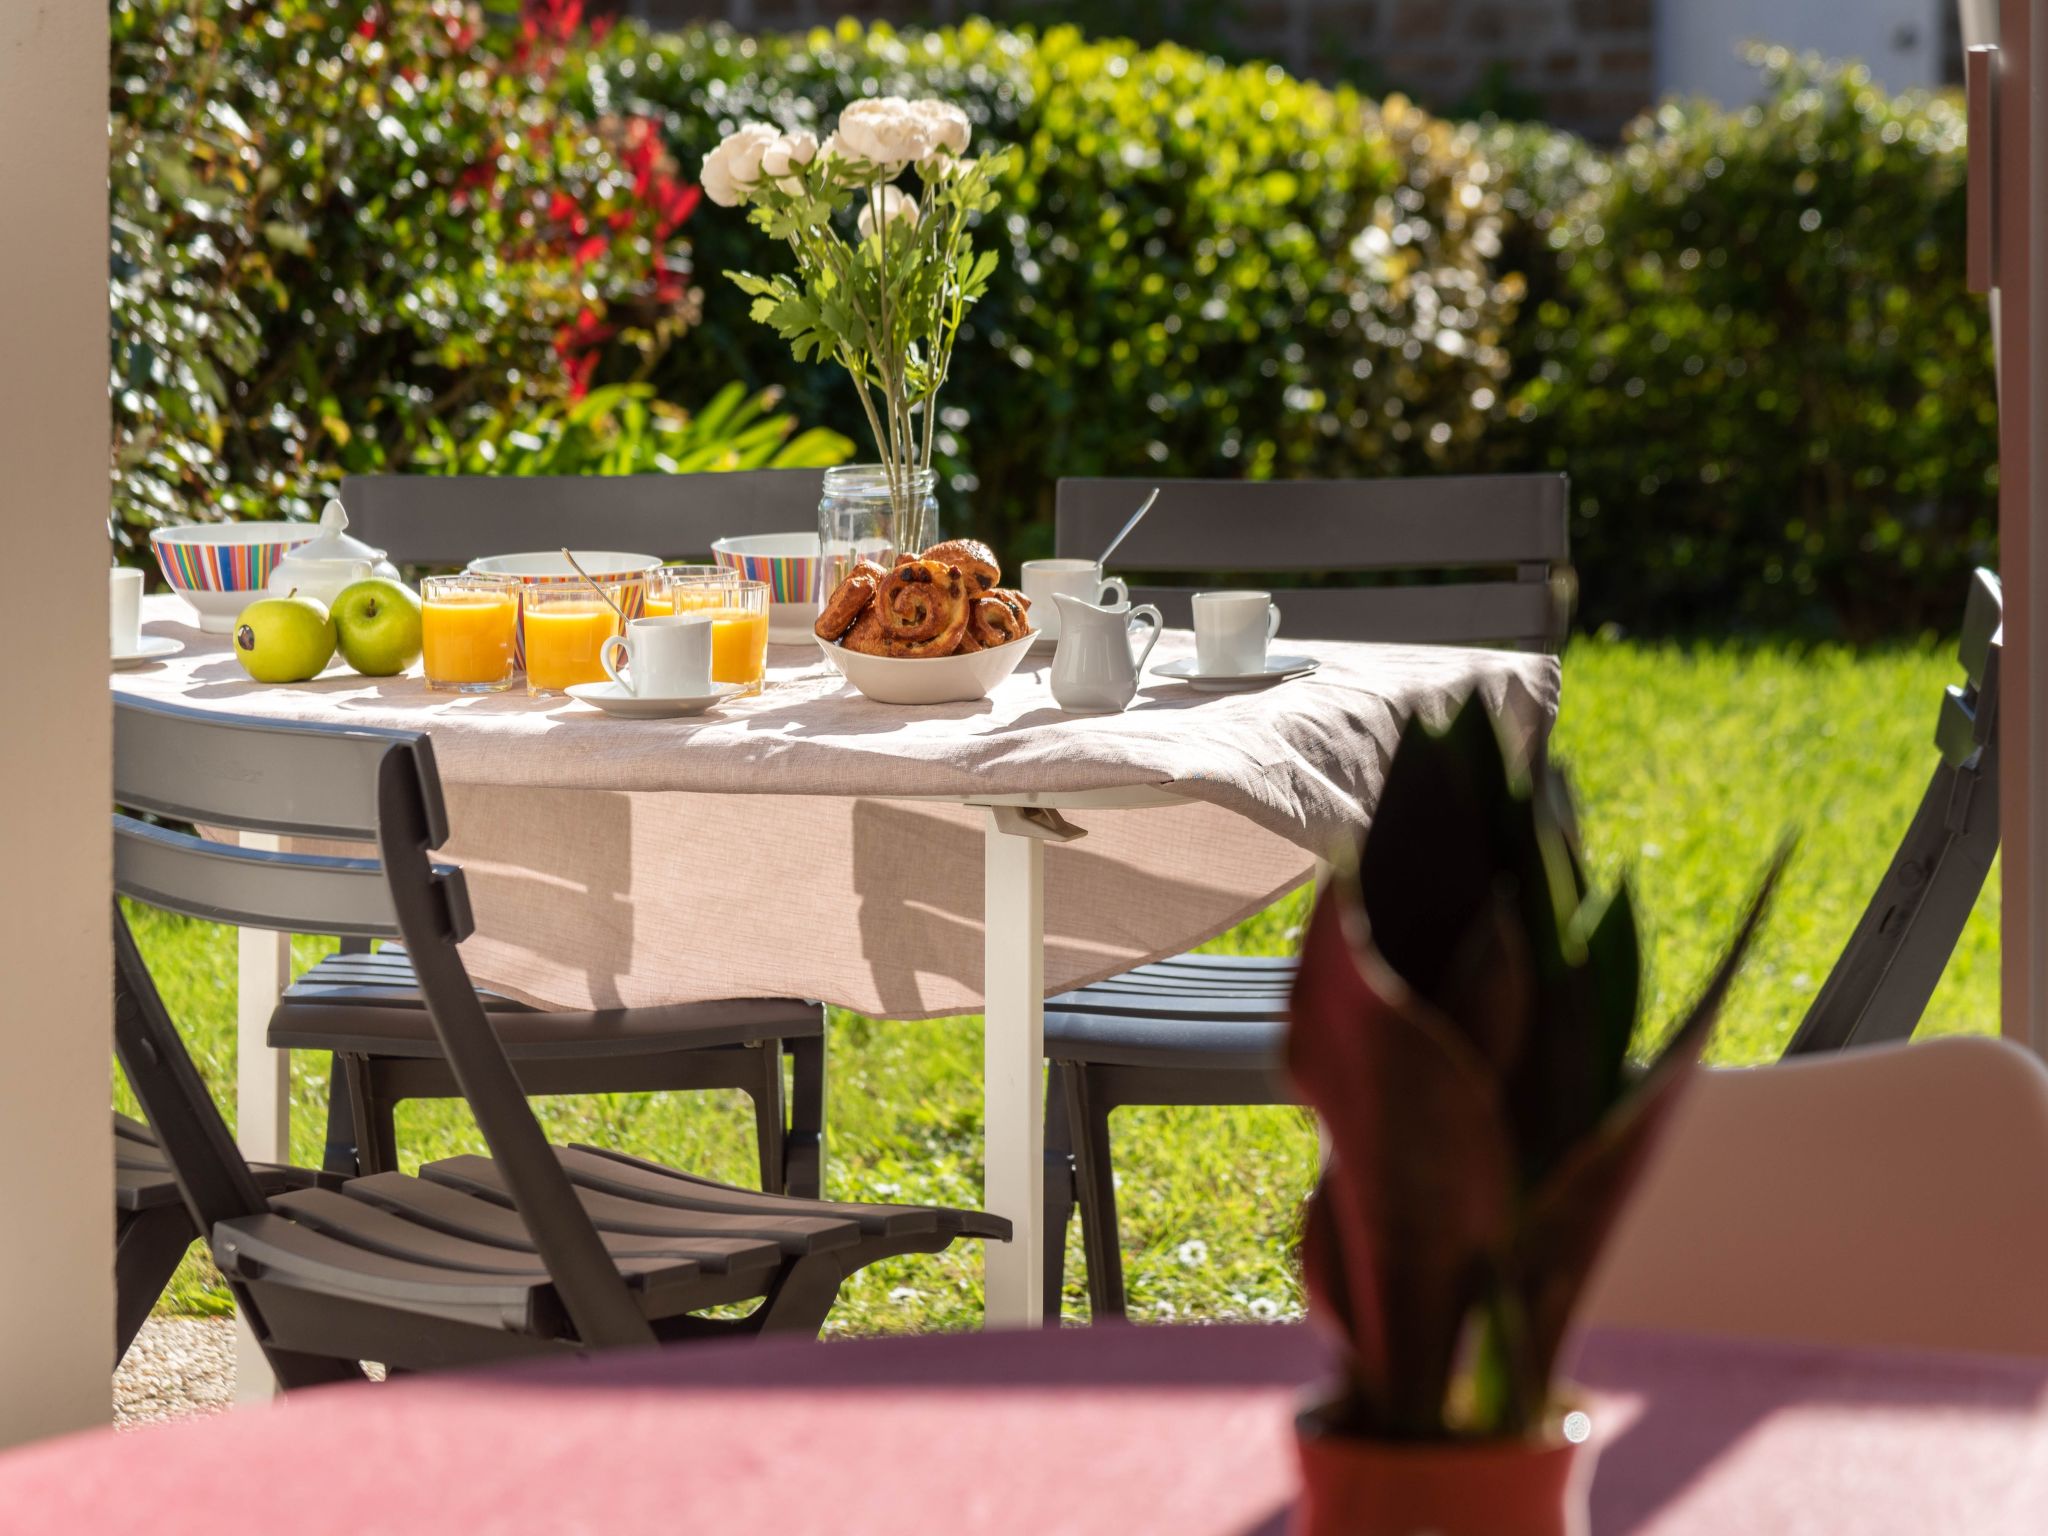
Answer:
560 548 629 625
1097 487 1161 567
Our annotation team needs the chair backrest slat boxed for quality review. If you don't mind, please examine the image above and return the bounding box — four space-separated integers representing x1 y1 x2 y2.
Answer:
115 694 446 841
1122 580 1561 649
114 817 400 938
340 470 826 568
1783 568 2002 1055
1054 475 1572 651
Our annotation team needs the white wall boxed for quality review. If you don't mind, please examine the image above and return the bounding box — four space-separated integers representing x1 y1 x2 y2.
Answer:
0 1 113 1443
1658 0 1948 105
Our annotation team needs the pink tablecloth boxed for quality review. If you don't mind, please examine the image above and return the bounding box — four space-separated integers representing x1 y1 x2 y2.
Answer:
8 1325 2046 1533
114 597 1557 1018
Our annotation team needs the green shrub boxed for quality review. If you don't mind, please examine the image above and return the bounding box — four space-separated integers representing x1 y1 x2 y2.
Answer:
593 21 1520 553
1499 50 1997 634
109 0 836 559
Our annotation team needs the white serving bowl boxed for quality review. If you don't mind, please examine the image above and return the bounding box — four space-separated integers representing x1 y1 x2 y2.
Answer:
816 631 1036 705
150 521 321 632
465 551 664 582
711 532 822 644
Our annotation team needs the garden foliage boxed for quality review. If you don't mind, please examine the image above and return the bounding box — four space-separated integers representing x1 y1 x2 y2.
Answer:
123 6 1997 633
109 0 842 558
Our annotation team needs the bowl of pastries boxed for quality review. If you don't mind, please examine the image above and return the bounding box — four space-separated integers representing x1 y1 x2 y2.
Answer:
814 539 1036 704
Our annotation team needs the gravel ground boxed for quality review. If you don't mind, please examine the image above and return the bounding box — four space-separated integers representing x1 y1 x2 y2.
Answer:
114 1318 388 1426
114 1317 237 1428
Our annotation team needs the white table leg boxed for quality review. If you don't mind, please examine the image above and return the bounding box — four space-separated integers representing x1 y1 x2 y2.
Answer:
232 834 292 1400
982 808 1047 1328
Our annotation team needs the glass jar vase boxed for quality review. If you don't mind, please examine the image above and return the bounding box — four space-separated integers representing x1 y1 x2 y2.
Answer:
818 464 939 595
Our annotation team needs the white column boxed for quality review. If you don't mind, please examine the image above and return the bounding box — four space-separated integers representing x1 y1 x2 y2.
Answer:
981 809 1046 1327
232 851 292 1400
0 0 114 1446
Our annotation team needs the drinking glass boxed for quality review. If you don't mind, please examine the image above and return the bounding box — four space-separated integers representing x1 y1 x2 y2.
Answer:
523 578 642 696
662 567 737 618
705 578 770 697
818 463 938 595
646 565 723 617
421 574 521 693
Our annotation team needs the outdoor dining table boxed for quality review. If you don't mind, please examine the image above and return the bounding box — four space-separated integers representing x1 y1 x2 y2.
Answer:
112 595 1558 1328
14 1322 2048 1530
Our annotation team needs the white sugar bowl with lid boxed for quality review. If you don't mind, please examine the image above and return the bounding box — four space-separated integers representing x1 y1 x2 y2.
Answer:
265 500 401 609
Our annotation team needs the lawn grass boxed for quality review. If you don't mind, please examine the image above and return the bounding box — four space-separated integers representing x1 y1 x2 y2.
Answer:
120 636 1999 1330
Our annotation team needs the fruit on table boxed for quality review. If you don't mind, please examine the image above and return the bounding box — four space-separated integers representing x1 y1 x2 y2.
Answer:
233 590 336 683
332 577 423 677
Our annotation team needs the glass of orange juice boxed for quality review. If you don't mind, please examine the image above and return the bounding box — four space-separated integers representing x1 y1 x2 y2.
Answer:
706 578 770 697
646 566 722 617
524 579 641 696
422 574 521 693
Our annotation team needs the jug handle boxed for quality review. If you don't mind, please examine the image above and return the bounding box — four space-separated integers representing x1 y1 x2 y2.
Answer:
1126 604 1163 673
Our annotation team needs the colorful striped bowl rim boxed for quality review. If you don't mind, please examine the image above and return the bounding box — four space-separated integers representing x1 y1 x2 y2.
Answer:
711 536 822 606
150 524 317 593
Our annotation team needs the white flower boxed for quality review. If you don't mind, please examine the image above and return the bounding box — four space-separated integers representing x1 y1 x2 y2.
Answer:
835 97 931 171
700 122 781 207
856 184 918 241
759 129 819 192
911 99 971 156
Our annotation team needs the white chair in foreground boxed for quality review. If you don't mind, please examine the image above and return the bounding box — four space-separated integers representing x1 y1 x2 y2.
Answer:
1585 1034 2048 1357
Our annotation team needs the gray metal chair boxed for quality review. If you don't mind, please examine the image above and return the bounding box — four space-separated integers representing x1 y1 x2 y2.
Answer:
281 471 829 1193
113 694 1005 1382
1040 473 1573 1323
1782 568 2002 1053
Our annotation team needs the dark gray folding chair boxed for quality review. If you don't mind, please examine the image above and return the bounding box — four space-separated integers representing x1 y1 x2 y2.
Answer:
1040 474 1573 1323
113 694 1005 1381
279 471 828 1194
1782 568 2002 1054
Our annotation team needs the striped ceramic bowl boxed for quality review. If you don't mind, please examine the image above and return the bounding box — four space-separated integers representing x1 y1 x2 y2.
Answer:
711 533 822 644
465 551 662 667
150 522 321 633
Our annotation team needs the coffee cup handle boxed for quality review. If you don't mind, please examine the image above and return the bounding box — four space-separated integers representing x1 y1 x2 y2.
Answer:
600 634 634 694
1100 576 1129 608
1267 602 1282 643
1126 603 1164 673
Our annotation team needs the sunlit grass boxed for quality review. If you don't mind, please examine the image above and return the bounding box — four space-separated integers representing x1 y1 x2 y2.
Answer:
123 636 1997 1330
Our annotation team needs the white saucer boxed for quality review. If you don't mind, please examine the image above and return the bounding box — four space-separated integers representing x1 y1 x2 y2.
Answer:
112 636 183 670
1152 654 1320 691
565 680 742 719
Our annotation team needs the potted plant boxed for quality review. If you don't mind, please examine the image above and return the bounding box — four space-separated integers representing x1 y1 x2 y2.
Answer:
700 100 1006 555
1286 697 1787 1536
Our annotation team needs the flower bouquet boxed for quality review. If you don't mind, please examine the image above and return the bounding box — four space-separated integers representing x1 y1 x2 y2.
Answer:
702 100 1005 553
1285 697 1788 1536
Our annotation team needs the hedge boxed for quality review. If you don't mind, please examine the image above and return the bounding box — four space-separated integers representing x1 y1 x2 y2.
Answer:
109 0 844 559
583 26 1993 630
129 7 1997 634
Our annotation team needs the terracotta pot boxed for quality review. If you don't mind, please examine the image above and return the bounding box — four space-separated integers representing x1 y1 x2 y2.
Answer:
1292 1404 1594 1536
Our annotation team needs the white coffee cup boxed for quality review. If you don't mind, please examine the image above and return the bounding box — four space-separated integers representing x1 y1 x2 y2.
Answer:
1192 590 1282 676
1020 559 1129 643
111 567 143 655
600 614 713 698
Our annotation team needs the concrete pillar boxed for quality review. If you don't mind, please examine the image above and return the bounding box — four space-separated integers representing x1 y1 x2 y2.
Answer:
0 1 114 1444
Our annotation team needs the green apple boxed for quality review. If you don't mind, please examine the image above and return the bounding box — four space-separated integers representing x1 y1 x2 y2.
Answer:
331 577 423 677
233 590 336 683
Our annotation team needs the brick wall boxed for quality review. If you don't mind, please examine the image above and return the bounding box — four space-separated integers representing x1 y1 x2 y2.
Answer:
602 0 1656 138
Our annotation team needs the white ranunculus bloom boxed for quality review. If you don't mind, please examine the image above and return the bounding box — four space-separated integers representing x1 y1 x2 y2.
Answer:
700 122 781 207
910 99 971 157
759 129 820 191
856 184 919 241
836 97 937 171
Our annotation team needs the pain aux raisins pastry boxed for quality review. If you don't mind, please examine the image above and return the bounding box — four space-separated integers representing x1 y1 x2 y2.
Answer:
814 543 1034 657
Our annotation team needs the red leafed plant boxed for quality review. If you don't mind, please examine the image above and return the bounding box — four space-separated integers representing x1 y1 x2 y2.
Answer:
1287 696 1788 1440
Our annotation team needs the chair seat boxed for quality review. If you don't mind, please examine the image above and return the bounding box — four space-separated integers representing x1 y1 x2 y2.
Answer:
115 1113 334 1213
270 947 822 1060
1044 954 1296 1072
213 1145 1010 1341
